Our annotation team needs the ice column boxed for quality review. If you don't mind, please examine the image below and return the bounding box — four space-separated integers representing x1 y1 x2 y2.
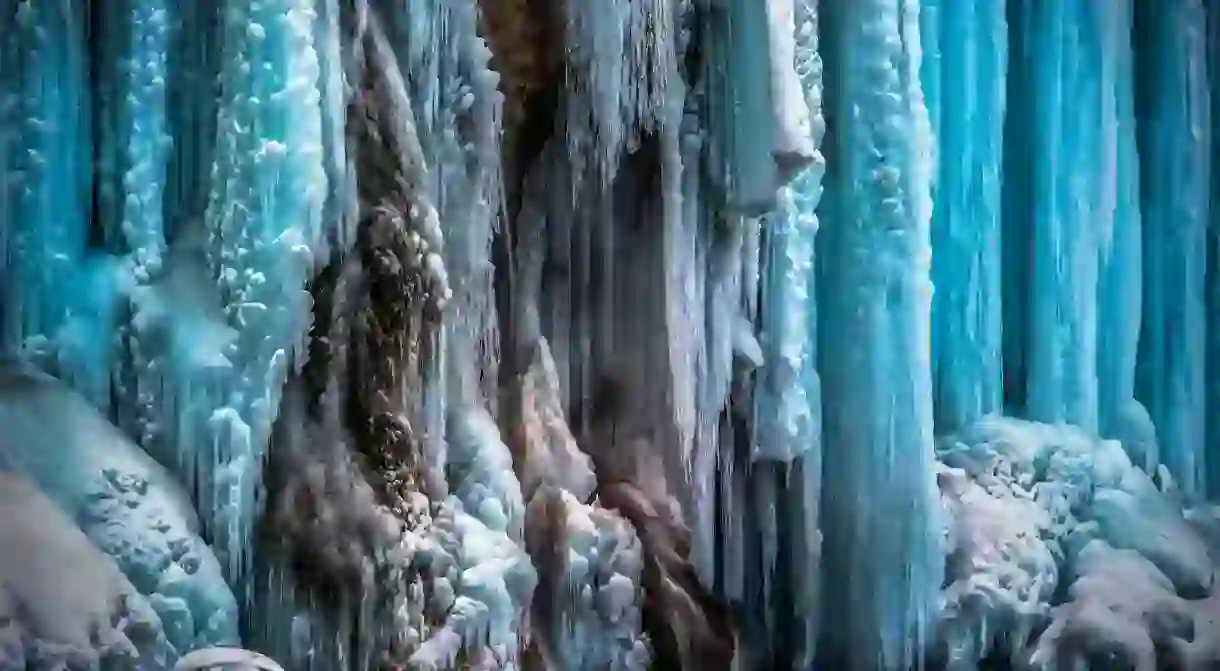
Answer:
1134 0 1210 500
704 0 779 215
93 0 171 259
922 0 1006 433
0 0 91 350
1096 0 1150 469
815 1 942 669
1005 1 1112 433
87 0 173 417
1209 0 1220 496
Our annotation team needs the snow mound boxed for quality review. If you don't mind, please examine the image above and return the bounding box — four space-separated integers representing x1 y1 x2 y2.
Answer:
0 363 239 654
0 473 175 669
935 416 1220 670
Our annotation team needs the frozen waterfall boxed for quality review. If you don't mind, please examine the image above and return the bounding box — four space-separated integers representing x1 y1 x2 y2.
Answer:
3 0 1220 669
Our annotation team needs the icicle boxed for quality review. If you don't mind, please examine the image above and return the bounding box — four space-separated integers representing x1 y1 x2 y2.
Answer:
1096 0 1152 472
562 0 675 188
1134 0 1210 501
1 0 92 353
1209 0 1220 497
925 0 1006 433
816 0 942 668
766 0 817 180
1006 1 1108 433
703 0 779 215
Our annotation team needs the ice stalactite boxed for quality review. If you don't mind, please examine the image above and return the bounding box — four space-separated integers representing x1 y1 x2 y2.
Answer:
57 0 171 412
703 0 779 215
92 0 171 260
1134 0 1211 502
922 0 1006 433
816 0 942 669
754 1 822 467
195 0 331 591
562 0 676 188
378 0 502 409
1004 0 1154 465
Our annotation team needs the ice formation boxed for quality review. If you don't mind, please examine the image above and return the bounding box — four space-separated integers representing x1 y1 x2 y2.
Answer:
3 0 1220 669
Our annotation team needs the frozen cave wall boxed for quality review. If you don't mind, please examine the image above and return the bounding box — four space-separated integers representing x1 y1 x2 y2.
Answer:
3 0 1220 670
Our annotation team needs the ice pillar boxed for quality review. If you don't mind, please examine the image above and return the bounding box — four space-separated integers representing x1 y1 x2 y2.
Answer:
0 0 91 349
1209 0 1220 496
753 0 824 663
1096 1 1150 469
922 0 1007 433
1005 1 1113 433
816 1 942 668
1134 0 1210 500
705 0 780 215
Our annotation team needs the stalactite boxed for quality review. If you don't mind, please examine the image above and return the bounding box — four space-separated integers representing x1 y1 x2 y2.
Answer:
1 0 92 351
1208 0 1220 499
1007 1 1108 433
